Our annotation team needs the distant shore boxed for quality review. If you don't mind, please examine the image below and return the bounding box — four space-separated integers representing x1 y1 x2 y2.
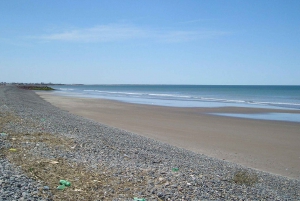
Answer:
37 91 300 179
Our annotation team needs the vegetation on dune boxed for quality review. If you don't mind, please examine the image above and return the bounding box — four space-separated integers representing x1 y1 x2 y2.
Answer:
18 86 55 91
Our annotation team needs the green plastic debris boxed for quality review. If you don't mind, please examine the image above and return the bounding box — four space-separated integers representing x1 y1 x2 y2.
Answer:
57 180 71 190
57 185 66 190
172 167 179 172
59 180 71 187
133 198 146 201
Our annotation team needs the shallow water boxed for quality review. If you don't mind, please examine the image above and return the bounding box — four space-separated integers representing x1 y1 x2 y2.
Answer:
210 113 300 123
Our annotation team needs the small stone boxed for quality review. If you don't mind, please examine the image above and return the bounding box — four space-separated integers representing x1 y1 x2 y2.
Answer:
157 192 165 198
43 186 50 190
22 192 28 197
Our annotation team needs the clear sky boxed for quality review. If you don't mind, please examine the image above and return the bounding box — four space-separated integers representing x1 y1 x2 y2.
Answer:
0 0 299 85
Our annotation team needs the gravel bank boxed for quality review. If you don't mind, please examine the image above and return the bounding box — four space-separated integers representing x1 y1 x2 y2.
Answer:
0 86 299 200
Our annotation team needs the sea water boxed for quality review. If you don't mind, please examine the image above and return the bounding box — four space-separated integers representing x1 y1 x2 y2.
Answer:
51 85 300 122
52 85 300 109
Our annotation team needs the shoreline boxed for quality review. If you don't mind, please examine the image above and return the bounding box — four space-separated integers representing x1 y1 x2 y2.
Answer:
1 86 299 200
37 91 300 179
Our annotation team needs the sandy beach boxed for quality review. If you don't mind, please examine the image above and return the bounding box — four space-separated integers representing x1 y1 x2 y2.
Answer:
37 91 300 179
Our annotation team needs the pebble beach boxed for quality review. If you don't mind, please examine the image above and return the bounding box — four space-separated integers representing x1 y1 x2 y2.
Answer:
0 86 299 200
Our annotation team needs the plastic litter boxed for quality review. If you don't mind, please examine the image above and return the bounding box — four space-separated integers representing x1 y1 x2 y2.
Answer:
9 148 17 152
133 198 146 201
172 167 179 172
57 180 71 190
60 180 71 187
57 185 66 190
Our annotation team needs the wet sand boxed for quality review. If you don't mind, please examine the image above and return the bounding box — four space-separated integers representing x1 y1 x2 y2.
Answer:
37 92 300 179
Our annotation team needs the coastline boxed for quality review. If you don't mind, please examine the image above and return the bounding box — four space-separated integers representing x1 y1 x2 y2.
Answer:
37 91 300 179
1 86 299 200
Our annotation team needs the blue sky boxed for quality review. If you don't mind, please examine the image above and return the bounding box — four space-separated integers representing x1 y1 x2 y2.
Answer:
0 0 299 85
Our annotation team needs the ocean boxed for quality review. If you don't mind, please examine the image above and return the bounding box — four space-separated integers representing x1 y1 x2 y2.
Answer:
50 85 300 122
52 85 300 110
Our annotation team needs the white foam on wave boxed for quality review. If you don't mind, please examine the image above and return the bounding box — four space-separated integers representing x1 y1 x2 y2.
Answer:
83 90 96 92
90 90 144 96
248 101 300 106
59 88 74 91
149 93 191 98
